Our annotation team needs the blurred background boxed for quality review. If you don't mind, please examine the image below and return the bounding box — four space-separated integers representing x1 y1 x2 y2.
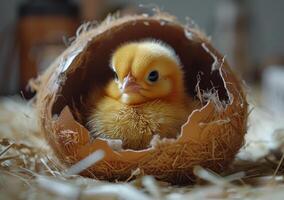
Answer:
0 0 284 116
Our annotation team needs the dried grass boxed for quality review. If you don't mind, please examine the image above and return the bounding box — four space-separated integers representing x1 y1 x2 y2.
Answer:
1 97 284 199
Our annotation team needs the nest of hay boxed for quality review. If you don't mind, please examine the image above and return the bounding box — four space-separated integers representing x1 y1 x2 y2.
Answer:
35 13 247 184
0 96 284 199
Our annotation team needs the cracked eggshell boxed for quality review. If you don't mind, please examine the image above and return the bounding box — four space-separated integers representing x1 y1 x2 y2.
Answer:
36 13 248 184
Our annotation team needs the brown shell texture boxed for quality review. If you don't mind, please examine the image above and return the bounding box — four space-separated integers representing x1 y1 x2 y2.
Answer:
36 13 248 184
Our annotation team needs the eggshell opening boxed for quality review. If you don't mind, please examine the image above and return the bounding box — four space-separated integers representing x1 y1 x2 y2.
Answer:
36 14 247 184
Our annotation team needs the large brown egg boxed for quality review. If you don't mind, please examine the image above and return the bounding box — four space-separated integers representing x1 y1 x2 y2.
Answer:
36 13 247 184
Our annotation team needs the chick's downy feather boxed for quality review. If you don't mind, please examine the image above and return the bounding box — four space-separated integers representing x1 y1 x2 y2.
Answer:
87 40 198 150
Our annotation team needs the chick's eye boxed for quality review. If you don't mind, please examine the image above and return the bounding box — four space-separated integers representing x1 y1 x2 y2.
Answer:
147 70 159 83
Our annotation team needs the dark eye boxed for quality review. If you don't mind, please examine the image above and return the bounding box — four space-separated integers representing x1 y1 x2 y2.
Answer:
147 70 159 83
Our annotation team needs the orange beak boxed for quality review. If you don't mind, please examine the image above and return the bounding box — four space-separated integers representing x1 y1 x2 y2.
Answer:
121 74 141 93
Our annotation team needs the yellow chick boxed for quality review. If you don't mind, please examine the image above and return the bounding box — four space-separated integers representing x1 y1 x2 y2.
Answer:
87 40 198 150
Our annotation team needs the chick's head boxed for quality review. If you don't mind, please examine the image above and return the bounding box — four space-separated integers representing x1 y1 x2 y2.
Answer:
106 40 185 105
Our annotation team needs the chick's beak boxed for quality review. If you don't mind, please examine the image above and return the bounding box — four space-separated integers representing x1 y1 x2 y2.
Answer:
121 75 141 93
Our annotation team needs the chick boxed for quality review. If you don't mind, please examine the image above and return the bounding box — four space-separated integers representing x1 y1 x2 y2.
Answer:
87 40 198 150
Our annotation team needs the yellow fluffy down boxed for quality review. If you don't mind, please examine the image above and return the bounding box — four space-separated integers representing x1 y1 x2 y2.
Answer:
88 96 198 150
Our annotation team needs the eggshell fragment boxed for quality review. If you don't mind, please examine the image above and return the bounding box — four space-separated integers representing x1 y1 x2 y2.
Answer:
36 13 247 184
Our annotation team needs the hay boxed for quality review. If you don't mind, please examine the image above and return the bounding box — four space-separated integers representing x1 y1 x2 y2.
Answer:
1 97 284 199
